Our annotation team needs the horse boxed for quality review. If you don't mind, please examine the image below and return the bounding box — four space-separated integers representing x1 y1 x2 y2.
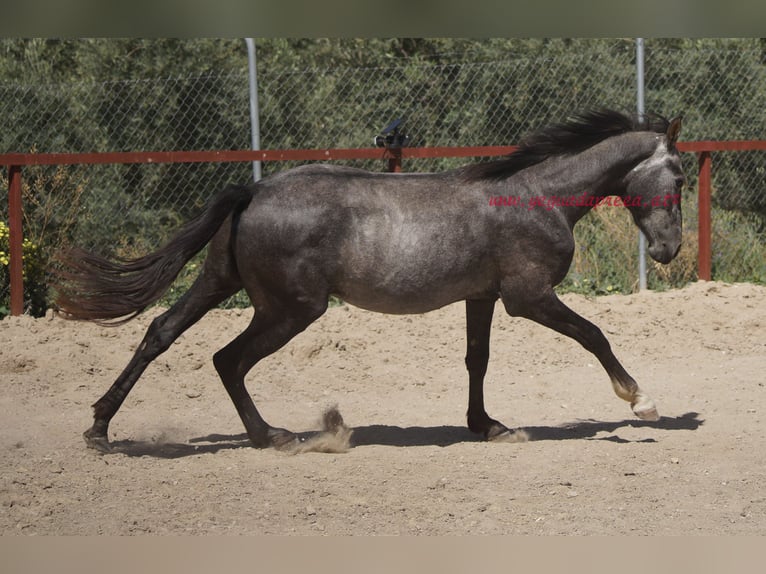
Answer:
53 109 685 452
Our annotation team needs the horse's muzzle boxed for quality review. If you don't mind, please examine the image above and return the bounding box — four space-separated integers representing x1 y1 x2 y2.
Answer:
648 240 681 264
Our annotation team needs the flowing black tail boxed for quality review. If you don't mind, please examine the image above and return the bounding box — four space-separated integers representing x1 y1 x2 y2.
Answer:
53 183 253 325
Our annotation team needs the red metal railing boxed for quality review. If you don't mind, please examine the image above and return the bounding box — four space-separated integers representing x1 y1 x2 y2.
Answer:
3 141 765 316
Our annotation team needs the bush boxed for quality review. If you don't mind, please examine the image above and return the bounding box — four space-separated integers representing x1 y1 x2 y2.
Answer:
0 221 46 317
0 164 86 318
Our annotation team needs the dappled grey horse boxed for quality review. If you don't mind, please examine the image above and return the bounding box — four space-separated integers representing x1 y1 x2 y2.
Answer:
54 109 684 452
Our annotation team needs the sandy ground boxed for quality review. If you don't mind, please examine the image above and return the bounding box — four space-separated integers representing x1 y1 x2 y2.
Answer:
1 280 765 535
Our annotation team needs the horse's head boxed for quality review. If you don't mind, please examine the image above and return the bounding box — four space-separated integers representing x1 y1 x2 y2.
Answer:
622 116 684 264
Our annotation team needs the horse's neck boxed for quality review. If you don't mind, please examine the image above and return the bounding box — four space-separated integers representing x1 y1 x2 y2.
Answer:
527 133 661 226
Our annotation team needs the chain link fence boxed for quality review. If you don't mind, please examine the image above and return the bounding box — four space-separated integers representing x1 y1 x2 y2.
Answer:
1 39 765 315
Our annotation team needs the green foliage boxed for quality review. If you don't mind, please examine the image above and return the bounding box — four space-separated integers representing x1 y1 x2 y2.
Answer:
0 221 46 318
0 38 764 317
641 40 766 221
0 165 86 317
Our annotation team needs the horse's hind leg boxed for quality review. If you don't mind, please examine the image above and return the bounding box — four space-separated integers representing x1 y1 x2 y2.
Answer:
503 288 659 421
84 268 241 452
212 297 328 449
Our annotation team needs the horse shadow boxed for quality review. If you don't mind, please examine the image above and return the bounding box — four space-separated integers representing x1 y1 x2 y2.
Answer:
106 412 704 459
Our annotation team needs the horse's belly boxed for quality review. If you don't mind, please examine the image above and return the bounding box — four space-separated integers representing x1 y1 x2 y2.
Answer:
338 290 456 314
334 266 498 315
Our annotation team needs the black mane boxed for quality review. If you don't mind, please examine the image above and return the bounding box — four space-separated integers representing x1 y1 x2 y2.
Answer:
462 109 670 181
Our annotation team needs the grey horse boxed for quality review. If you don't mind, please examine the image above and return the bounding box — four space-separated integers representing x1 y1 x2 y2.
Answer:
54 109 684 452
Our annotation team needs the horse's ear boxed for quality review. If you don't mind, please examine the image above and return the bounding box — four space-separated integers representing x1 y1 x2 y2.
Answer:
666 116 682 146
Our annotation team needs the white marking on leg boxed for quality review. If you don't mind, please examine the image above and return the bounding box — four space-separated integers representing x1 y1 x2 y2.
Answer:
611 377 660 421
631 393 660 421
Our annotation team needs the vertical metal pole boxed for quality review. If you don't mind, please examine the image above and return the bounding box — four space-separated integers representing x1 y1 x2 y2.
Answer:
636 38 648 291
245 38 262 182
8 165 24 316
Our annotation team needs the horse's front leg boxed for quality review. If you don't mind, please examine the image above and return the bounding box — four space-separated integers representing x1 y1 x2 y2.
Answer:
465 298 523 440
503 288 659 421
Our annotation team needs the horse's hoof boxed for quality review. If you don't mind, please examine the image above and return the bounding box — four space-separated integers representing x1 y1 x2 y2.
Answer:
83 429 112 453
269 428 299 451
483 422 528 443
487 427 529 443
632 396 660 421
484 422 508 440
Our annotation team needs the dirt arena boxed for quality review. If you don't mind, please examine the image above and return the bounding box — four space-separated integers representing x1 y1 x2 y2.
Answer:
1 280 764 535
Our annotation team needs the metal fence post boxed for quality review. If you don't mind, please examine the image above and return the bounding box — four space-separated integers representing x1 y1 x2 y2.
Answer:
387 148 402 173
697 151 712 281
636 37 648 291
245 38 262 182
8 164 24 316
